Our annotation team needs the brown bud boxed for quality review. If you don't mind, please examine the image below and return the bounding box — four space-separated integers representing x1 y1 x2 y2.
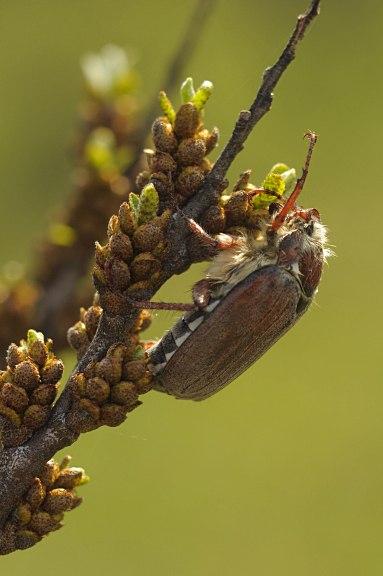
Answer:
233 170 252 191
14 360 40 391
29 511 58 536
151 210 172 232
105 258 131 291
66 407 99 433
109 232 133 261
174 102 200 139
200 205 226 234
14 502 32 526
67 323 89 356
43 489 73 514
70 373 87 399
110 381 138 406
30 383 58 406
93 263 107 288
203 126 219 155
107 214 120 237
23 404 50 430
146 150 177 173
152 118 177 153
95 241 109 268
98 289 125 315
132 222 163 253
118 202 137 236
28 340 48 367
26 478 46 510
1 382 29 412
83 359 97 380
135 374 154 394
175 166 205 198
0 402 22 426
70 496 83 510
96 346 124 384
122 359 146 382
40 358 64 385
224 191 248 227
54 467 84 489
130 253 161 282
83 306 102 340
15 529 41 550
6 343 24 368
100 403 127 427
78 398 101 421
85 377 110 404
177 137 206 166
39 460 60 487
0 369 11 385
149 172 174 200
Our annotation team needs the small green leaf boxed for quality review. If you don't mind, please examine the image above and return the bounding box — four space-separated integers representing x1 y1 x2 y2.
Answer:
191 80 213 111
138 184 159 224
280 168 297 194
159 91 176 124
180 77 195 103
269 163 289 175
129 193 140 219
262 173 285 196
27 330 44 347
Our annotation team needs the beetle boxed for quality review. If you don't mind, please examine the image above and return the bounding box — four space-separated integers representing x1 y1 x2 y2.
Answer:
145 132 330 400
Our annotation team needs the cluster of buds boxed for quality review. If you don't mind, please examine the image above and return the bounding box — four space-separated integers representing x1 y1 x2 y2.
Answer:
186 163 298 262
0 456 88 554
222 163 297 232
92 78 221 314
93 185 171 315
137 77 218 212
67 301 103 360
0 330 63 447
67 321 152 433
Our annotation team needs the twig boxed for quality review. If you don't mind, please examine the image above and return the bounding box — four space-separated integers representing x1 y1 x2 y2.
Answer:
0 0 320 535
195 0 320 207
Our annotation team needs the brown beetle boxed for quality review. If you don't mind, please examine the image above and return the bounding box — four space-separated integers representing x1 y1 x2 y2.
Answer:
146 132 330 400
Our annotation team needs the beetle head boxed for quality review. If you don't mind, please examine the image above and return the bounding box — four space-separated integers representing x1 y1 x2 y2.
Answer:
276 207 325 297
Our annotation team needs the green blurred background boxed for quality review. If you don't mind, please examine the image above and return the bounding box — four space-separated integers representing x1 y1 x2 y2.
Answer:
1 0 382 574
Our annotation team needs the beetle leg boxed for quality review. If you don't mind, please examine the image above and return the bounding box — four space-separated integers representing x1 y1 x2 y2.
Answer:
192 278 215 309
125 295 195 312
184 215 238 251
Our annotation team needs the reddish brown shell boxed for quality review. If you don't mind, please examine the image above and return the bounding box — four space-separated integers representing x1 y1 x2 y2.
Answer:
153 266 308 400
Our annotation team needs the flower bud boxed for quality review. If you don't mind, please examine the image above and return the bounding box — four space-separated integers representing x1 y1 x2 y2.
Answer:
14 360 40 391
175 166 205 198
174 102 200 138
130 253 161 282
40 359 64 385
1 383 29 412
23 404 50 430
152 118 177 153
